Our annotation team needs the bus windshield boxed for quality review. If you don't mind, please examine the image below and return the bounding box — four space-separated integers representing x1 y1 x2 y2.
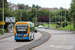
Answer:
16 24 28 34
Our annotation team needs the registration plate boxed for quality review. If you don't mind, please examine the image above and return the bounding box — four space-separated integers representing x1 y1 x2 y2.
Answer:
17 35 23 37
20 38 23 40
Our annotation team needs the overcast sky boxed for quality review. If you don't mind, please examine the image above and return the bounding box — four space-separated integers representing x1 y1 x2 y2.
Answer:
7 0 72 9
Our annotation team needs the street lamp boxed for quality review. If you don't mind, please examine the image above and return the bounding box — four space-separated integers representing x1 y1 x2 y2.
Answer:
2 0 4 34
59 11 60 21
20 10 22 21
61 8 62 26
9 0 10 11
49 10 51 25
8 0 10 11
55 9 57 29
36 10 37 27
27 11 29 20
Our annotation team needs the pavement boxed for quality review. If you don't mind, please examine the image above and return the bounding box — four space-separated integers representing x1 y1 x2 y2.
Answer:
0 32 14 40
0 29 14 40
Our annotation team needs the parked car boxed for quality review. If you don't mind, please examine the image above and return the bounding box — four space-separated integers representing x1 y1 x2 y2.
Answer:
45 26 50 29
38 25 43 28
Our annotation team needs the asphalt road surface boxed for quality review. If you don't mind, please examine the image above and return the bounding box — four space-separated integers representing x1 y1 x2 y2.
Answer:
15 31 50 50
1 28 75 50
33 28 75 50
0 32 42 50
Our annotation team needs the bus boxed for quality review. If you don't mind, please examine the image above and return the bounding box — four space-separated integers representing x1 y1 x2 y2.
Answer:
14 21 37 41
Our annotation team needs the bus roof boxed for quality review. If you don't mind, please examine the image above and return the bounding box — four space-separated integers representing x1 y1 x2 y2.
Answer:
15 22 34 27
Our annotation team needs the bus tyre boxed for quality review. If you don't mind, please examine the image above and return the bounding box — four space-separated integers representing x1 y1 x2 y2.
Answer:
15 40 19 42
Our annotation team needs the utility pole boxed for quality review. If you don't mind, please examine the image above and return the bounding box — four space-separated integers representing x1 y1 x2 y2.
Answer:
49 10 50 25
2 0 4 34
9 0 10 11
27 12 28 21
64 4 66 30
20 10 22 21
55 9 57 29
61 8 62 26
59 12 60 21
36 10 37 27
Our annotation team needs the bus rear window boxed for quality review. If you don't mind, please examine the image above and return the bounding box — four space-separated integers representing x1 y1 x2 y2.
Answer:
16 25 28 33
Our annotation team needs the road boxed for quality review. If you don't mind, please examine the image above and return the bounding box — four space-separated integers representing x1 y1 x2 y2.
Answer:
0 32 42 50
33 28 75 50
0 28 75 50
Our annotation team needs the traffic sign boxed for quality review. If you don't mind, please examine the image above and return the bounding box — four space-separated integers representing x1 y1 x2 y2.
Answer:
6 17 15 23
0 21 5 25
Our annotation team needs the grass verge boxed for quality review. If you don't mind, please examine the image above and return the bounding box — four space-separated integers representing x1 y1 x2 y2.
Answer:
43 23 75 31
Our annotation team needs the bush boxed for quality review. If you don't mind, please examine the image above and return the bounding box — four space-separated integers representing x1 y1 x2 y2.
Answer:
57 21 61 25
39 23 43 25
0 28 6 34
34 24 39 27
62 21 68 27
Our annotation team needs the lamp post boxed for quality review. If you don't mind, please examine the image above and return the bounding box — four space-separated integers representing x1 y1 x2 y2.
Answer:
2 0 4 34
61 8 62 26
49 10 50 25
36 10 37 27
55 9 57 29
59 11 60 21
27 11 28 21
9 0 10 11
65 5 66 30
20 10 22 21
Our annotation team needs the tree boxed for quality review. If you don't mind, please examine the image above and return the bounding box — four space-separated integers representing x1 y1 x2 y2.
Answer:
13 10 27 21
0 0 8 8
29 8 36 21
37 9 49 17
35 5 39 10
70 0 75 28
32 4 35 8
0 8 2 21
22 10 28 21
26 4 28 7
32 17 37 23
13 10 21 21
18 5 24 9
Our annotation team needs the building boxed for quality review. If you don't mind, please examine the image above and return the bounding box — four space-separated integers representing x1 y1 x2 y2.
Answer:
11 5 18 11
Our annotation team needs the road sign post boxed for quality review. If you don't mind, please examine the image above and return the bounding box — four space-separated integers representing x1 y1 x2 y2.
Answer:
0 21 5 35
